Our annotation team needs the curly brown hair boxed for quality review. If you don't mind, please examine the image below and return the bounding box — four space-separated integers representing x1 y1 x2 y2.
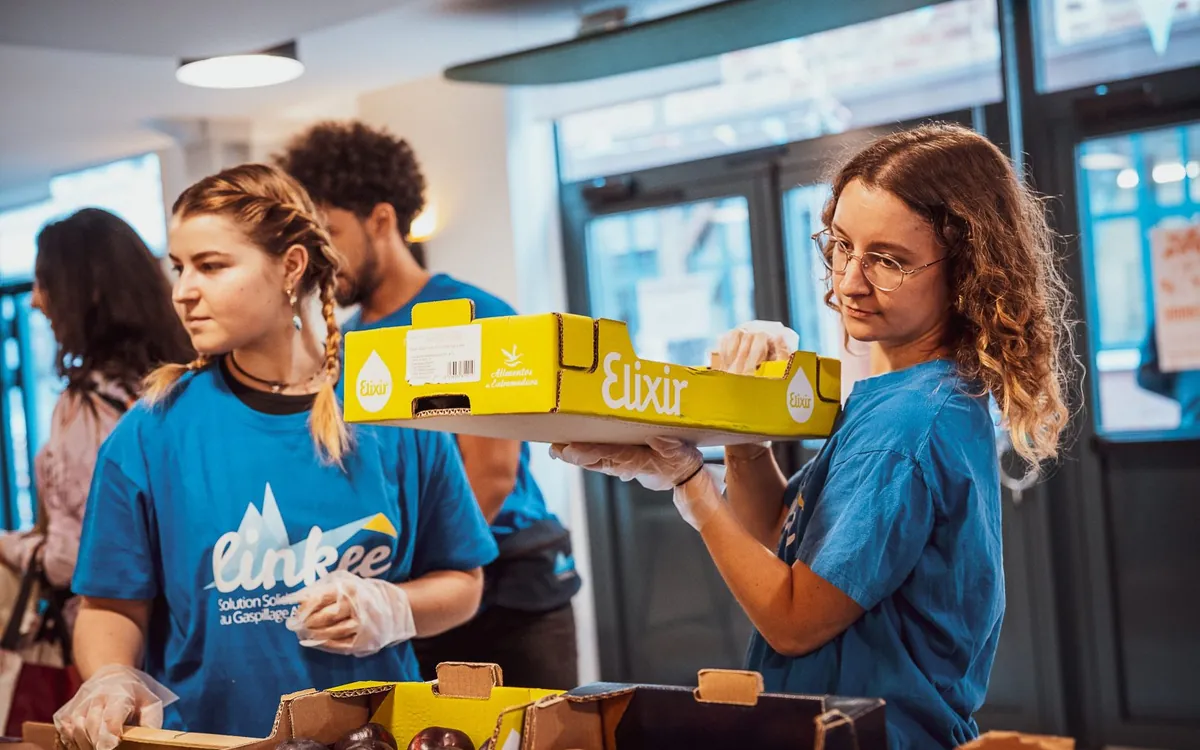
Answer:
274 120 426 238
145 163 350 465
819 123 1077 468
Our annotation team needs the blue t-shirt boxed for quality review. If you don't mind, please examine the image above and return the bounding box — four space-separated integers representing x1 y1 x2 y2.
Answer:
73 366 499 737
345 274 564 545
745 359 1004 750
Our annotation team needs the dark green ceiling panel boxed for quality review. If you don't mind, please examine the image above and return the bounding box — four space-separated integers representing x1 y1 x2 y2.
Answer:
444 0 953 85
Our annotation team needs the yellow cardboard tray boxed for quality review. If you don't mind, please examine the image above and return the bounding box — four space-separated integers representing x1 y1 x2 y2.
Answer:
344 299 841 446
24 664 558 750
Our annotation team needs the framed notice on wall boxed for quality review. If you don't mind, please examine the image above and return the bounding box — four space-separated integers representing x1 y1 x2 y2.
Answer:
1150 224 1200 373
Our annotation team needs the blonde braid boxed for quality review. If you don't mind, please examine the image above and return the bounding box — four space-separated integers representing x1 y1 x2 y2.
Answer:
309 272 349 466
143 355 211 405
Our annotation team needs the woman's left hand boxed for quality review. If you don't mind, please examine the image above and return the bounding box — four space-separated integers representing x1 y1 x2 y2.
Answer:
551 437 720 530
550 437 702 491
282 571 416 657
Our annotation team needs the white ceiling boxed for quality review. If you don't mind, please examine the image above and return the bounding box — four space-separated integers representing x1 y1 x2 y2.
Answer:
0 0 716 201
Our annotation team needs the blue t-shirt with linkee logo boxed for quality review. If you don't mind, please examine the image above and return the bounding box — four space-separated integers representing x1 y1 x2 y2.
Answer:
745 359 1004 750
73 366 498 737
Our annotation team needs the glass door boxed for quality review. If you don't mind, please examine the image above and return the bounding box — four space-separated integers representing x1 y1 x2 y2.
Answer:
560 162 786 684
1065 116 1200 749
0 282 59 531
582 195 757 368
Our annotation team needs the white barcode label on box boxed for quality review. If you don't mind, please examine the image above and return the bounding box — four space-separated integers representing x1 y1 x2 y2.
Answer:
405 324 482 386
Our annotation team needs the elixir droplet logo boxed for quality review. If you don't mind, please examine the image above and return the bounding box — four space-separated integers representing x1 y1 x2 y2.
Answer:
786 368 815 424
356 350 392 413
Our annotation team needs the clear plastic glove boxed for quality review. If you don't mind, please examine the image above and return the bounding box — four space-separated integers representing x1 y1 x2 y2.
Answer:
711 320 798 374
712 321 798 460
280 571 416 657
550 436 703 492
54 665 177 750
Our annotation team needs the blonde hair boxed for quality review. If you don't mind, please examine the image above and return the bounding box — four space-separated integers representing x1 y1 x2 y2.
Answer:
146 163 350 465
820 123 1077 470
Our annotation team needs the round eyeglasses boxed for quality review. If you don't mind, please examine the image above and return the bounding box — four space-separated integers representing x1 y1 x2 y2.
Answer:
812 229 947 292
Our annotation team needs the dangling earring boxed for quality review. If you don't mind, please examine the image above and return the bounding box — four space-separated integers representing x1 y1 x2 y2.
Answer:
287 287 302 331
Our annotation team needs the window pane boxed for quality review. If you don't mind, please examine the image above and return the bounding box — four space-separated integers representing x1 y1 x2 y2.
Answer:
1078 120 1200 435
558 0 1000 181
0 153 166 281
585 197 754 367
1093 217 1147 347
781 183 872 403
1037 0 1200 93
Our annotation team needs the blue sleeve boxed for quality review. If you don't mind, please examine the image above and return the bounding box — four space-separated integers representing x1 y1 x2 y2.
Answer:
410 431 499 577
72 420 159 600
796 449 934 610
783 457 816 508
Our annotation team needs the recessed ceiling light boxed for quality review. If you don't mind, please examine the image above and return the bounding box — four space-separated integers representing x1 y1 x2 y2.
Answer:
177 42 304 90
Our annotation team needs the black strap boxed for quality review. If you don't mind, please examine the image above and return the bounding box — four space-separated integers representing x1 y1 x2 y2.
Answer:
0 542 44 651
93 390 131 415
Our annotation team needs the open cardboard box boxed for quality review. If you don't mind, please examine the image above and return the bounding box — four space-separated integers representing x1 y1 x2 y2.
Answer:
343 299 842 446
521 669 886 750
25 663 558 750
957 732 1074 750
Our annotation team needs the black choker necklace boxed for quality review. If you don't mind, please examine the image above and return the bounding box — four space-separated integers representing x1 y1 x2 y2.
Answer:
227 353 318 395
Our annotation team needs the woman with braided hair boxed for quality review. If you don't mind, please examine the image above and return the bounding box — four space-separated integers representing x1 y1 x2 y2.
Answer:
54 164 497 748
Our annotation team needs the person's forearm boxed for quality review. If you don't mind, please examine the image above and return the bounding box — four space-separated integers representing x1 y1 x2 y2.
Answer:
469 477 514 524
43 516 79 589
399 569 484 637
456 436 520 523
724 445 789 547
74 599 148 680
683 472 851 657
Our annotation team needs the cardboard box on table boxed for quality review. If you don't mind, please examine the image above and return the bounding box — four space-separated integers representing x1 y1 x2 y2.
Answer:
521 669 887 750
25 663 556 750
343 300 842 445
957 732 1074 749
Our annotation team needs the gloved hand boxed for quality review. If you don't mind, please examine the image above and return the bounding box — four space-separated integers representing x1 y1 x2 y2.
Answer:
54 665 177 750
550 436 702 492
713 321 798 461
712 320 797 374
551 437 721 530
281 571 416 657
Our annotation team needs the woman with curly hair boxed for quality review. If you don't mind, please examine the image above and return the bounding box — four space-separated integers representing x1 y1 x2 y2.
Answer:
550 123 1076 749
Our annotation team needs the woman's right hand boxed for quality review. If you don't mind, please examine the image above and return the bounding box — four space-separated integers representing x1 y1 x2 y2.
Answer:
54 665 177 750
712 323 795 375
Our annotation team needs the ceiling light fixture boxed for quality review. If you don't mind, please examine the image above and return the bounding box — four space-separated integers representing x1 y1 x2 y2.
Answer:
176 41 304 90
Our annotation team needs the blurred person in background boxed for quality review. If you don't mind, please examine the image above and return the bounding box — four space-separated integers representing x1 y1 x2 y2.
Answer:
278 122 581 690
0 208 193 634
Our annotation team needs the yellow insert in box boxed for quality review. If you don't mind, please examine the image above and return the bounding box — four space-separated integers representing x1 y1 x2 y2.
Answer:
328 669 559 750
344 299 841 445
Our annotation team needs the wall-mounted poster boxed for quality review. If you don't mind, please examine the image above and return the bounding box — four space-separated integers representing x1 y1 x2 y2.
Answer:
1150 223 1200 373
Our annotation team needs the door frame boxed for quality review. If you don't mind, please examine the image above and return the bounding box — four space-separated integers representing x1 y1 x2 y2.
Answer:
1030 66 1200 749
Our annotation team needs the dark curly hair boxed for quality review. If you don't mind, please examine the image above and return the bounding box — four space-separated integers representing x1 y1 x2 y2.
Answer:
274 120 426 240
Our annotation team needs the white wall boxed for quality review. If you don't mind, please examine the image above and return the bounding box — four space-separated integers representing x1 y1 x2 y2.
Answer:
358 77 520 306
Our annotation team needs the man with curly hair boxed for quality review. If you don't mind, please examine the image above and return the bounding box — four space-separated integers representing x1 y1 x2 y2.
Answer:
277 121 581 689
